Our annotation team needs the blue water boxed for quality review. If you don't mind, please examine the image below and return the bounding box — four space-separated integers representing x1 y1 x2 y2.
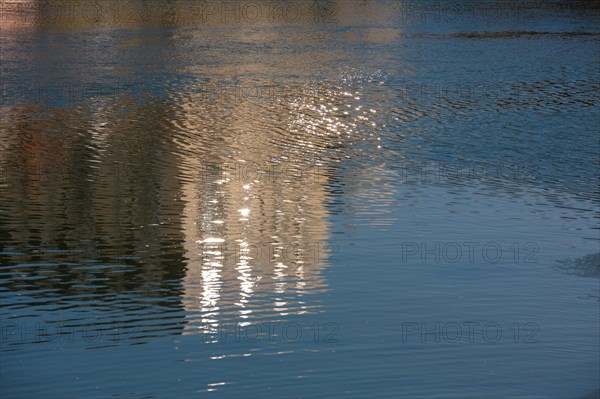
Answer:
1 1 599 398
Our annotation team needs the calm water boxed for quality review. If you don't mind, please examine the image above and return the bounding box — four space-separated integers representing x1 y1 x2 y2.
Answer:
1 1 599 398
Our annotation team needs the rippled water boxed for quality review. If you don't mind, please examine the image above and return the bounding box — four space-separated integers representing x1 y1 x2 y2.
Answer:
1 1 599 398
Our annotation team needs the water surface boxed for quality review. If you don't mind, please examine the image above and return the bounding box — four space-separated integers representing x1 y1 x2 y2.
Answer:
1 1 599 398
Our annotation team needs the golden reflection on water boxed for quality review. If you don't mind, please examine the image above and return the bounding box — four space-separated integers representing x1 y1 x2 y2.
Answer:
176 91 338 335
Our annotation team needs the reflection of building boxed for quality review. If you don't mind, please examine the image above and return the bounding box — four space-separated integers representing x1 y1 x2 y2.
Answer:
0 77 381 340
176 90 334 335
0 0 388 340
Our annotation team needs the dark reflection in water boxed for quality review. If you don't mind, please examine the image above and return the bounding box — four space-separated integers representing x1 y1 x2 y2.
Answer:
557 253 600 278
0 1 599 398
